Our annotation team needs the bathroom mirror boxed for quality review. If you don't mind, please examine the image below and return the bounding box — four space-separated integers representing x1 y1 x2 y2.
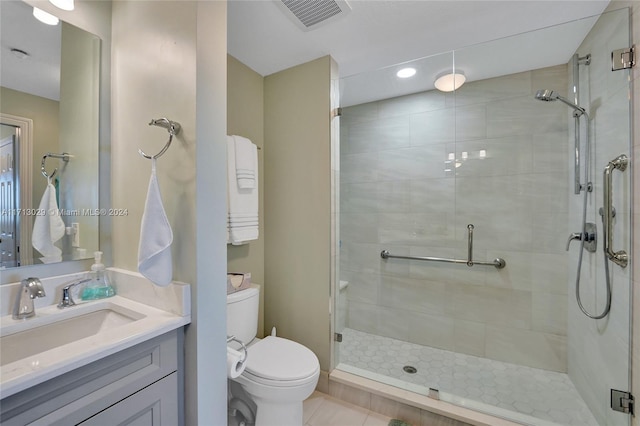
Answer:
0 0 100 268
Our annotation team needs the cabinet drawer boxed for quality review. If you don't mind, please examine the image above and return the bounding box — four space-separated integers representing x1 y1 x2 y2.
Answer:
1 330 180 425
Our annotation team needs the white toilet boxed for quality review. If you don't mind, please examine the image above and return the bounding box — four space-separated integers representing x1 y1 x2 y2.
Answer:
227 286 320 426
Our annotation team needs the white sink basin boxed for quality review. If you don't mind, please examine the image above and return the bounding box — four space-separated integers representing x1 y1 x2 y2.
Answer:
1 306 142 366
0 293 189 398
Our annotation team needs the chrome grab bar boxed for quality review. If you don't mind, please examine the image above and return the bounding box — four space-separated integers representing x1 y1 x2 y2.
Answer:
380 224 506 269
602 154 629 268
467 224 474 266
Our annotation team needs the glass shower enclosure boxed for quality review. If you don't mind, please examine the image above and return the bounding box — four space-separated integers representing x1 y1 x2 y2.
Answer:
332 7 633 426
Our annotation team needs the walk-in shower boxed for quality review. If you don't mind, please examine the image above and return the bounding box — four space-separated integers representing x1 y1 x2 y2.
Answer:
333 7 632 426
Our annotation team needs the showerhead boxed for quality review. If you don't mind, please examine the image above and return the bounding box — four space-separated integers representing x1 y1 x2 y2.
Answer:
535 89 557 101
535 89 587 117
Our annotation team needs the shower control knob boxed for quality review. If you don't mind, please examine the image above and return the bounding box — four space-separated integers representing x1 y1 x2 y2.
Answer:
565 233 582 251
565 223 597 252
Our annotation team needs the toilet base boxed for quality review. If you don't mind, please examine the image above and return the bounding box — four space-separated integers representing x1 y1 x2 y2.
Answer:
230 368 319 426
253 398 303 426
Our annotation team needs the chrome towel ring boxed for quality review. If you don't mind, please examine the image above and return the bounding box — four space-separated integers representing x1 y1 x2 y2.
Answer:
41 152 71 179
138 117 182 160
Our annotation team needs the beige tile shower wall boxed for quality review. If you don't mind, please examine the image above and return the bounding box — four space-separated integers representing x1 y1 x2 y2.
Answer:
227 55 265 337
264 56 334 371
341 65 569 372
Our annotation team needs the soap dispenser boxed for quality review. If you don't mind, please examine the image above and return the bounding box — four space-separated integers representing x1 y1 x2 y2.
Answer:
81 251 116 300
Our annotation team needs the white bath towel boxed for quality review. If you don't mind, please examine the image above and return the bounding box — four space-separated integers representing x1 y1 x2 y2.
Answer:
229 226 259 246
227 136 259 245
138 159 173 287
32 180 65 262
232 135 257 189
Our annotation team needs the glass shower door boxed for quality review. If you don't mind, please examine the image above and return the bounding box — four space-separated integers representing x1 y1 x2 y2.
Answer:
333 7 633 426
566 7 633 426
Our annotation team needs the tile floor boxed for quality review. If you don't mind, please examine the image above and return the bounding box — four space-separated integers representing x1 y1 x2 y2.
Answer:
304 391 394 426
338 328 599 426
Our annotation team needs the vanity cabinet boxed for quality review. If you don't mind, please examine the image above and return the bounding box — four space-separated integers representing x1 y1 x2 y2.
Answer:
0 329 184 426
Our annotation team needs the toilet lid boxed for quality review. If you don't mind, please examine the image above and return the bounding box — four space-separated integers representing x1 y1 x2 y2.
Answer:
245 336 319 381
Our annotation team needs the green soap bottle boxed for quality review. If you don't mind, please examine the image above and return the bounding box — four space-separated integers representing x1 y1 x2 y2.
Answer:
81 251 116 300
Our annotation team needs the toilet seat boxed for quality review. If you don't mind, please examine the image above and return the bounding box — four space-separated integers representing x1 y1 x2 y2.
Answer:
243 336 319 386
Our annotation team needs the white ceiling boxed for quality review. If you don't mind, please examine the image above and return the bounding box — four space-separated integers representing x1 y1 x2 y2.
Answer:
228 0 611 105
0 0 62 101
1 0 612 105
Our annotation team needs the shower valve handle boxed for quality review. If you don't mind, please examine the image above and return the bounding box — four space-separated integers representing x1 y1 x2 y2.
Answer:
565 223 597 252
566 233 582 251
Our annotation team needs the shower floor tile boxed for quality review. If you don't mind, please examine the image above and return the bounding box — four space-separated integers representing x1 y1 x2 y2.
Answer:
339 328 598 426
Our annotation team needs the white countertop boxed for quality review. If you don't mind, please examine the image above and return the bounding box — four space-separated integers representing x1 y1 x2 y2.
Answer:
0 268 191 399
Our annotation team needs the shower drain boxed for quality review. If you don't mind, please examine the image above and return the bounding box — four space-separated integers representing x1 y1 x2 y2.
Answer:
403 365 417 374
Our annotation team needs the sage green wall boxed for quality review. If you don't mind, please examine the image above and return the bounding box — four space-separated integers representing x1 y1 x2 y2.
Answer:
111 1 228 424
227 54 265 337
264 56 333 371
0 87 59 227
59 22 100 257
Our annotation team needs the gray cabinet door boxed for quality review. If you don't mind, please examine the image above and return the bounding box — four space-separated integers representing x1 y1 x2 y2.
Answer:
79 373 178 426
1 330 182 426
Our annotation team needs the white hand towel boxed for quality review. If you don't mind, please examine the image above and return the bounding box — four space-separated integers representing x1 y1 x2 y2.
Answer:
233 135 257 189
227 136 259 245
138 159 173 287
32 180 65 262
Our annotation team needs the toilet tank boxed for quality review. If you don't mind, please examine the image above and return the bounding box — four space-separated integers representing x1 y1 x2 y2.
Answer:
226 285 260 345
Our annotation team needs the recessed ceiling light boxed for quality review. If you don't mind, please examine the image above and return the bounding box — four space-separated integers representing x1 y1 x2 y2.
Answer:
396 67 416 79
49 0 74 11
33 7 59 25
434 72 466 92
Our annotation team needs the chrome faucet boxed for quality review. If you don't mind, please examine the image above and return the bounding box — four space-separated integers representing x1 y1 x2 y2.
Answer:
57 278 92 309
12 277 46 320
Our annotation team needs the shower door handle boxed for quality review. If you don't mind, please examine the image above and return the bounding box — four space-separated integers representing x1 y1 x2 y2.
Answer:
602 154 629 268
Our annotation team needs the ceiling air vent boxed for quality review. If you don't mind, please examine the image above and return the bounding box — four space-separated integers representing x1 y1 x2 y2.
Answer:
276 0 351 32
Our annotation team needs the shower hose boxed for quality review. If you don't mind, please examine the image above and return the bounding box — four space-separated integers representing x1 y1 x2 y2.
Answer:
574 115 612 320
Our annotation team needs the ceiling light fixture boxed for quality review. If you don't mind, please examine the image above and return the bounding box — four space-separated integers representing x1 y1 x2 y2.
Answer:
49 0 74 11
434 72 466 92
396 67 416 79
33 7 59 25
